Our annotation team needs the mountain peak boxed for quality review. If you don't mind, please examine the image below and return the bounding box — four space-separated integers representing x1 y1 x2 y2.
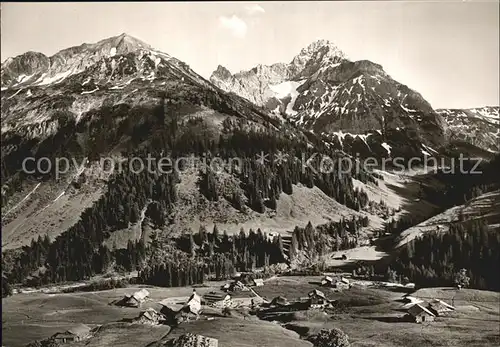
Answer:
305 39 337 50
115 32 146 44
94 33 151 55
289 39 346 74
295 39 346 61
117 32 131 38
212 65 233 80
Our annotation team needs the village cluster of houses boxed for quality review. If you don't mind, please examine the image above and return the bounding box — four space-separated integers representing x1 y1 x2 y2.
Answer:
47 288 206 344
47 289 456 345
403 295 456 323
42 274 458 347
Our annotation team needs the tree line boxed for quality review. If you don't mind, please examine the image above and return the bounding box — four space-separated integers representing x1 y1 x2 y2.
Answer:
391 220 499 290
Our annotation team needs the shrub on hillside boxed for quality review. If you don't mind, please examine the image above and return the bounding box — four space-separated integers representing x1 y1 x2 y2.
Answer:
2 277 13 298
25 339 61 347
307 328 350 347
454 268 470 288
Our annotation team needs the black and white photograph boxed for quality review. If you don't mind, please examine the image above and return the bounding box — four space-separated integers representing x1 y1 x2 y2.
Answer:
1 1 499 346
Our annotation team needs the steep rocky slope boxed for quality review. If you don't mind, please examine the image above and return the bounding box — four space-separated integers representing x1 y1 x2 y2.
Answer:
437 106 499 152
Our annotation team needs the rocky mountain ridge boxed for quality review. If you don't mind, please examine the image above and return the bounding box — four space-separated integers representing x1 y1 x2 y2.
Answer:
210 40 448 156
437 106 499 152
1 33 277 140
1 33 153 90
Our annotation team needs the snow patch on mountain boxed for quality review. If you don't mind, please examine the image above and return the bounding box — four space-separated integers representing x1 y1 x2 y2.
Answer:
81 87 99 95
7 89 22 100
381 142 392 156
269 80 306 115
421 148 431 156
37 69 74 86
82 77 92 86
270 80 300 99
109 78 136 90
328 130 372 149
422 144 438 155
17 74 34 83
4 183 42 216
437 106 499 152
401 104 417 113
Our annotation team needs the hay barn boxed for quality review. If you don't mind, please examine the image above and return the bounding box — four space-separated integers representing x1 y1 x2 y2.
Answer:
203 291 232 308
428 299 455 316
52 324 91 343
407 304 436 323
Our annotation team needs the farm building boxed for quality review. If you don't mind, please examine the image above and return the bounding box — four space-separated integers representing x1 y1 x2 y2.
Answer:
233 281 248 291
270 296 289 307
428 299 455 316
238 273 259 286
403 294 422 302
134 308 165 325
308 289 326 300
221 280 248 292
407 304 436 323
252 278 264 287
203 291 232 308
308 289 328 308
186 290 202 314
52 324 92 343
340 277 350 285
334 279 350 290
120 288 150 307
158 301 184 324
336 282 349 290
321 276 334 286
401 295 425 309
158 301 200 325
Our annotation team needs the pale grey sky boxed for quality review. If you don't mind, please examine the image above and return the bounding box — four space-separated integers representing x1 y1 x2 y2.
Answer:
1 1 498 109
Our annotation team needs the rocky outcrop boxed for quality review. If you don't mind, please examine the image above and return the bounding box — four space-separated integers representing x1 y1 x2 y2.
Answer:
437 106 499 152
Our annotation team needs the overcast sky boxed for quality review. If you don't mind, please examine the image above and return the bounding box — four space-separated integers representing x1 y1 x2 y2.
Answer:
1 1 498 109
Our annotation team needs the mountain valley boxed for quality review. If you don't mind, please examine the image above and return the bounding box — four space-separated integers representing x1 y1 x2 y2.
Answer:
1 33 499 347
